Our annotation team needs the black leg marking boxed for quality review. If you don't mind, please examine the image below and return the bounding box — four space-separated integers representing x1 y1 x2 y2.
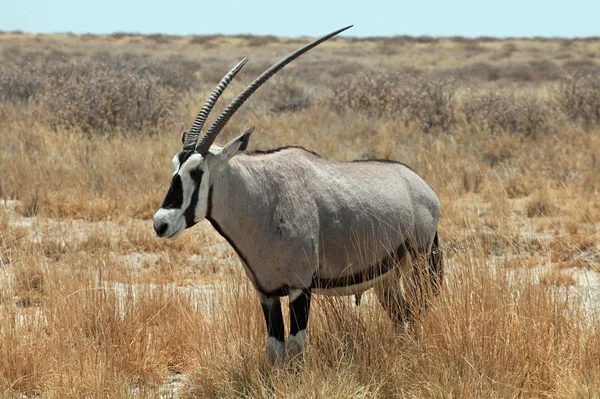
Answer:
289 289 311 337
259 293 285 363
287 289 311 357
260 296 285 343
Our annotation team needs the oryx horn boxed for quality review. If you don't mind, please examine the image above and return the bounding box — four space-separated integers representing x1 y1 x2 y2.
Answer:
195 25 353 155
183 58 249 150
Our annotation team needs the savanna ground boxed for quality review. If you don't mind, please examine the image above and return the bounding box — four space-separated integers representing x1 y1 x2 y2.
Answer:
1 31 600 398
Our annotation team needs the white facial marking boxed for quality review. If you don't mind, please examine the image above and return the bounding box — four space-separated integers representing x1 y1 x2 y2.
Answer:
171 155 180 175
267 337 284 364
180 154 210 224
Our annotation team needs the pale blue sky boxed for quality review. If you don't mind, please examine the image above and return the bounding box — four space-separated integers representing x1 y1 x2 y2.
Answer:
1 0 599 38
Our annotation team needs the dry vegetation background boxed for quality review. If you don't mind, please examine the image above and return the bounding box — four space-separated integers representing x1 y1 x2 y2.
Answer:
1 31 600 398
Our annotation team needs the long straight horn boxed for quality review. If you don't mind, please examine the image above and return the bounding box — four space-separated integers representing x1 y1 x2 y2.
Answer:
183 58 249 150
196 25 353 155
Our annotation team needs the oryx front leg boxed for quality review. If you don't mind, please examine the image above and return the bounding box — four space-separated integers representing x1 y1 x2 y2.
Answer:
287 288 311 358
258 293 285 364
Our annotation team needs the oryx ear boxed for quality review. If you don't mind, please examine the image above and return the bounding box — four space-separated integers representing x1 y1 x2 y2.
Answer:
219 127 254 161
181 131 188 145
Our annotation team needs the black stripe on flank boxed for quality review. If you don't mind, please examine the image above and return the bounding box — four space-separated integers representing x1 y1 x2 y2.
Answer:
313 244 407 290
161 175 184 209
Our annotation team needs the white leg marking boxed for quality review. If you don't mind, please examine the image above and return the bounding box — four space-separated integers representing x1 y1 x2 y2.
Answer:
288 288 304 302
286 329 306 357
267 337 284 364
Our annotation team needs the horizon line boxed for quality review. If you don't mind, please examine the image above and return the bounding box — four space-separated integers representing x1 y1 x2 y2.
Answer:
2 29 600 41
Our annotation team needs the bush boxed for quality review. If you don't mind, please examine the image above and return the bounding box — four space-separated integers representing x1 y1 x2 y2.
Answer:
0 60 44 103
461 87 557 138
331 70 457 132
87 53 197 92
1 53 195 135
553 73 600 129
43 57 181 135
257 78 311 113
444 60 561 83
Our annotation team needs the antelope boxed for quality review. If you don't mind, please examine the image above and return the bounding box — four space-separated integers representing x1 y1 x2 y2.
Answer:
153 26 443 363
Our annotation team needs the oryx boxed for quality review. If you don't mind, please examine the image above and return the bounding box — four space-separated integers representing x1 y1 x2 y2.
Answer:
153 26 443 363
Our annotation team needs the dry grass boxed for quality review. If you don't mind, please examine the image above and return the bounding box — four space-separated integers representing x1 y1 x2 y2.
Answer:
1 32 600 397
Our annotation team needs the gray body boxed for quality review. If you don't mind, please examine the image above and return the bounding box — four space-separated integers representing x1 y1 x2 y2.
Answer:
209 147 440 296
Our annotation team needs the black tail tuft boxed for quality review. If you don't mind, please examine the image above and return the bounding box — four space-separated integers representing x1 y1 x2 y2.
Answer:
429 231 444 295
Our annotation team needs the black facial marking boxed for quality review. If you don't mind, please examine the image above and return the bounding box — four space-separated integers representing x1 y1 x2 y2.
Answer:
189 168 203 181
161 175 184 209
177 149 196 165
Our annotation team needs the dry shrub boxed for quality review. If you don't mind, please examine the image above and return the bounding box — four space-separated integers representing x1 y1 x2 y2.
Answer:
0 64 43 103
553 73 600 129
251 77 311 113
332 71 457 132
146 33 174 44
43 56 181 135
502 60 562 82
236 34 279 47
445 60 561 83
2 53 195 136
497 42 517 59
443 62 501 82
288 59 366 86
188 34 222 46
109 32 138 40
562 59 600 75
462 87 557 137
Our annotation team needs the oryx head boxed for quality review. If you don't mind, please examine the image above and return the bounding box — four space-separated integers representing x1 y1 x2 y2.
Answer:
153 26 352 239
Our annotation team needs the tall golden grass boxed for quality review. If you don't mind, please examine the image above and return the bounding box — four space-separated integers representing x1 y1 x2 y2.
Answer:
1 32 599 397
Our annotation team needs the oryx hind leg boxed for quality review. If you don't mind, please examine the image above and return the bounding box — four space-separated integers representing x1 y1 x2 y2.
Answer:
375 248 414 327
258 292 285 364
287 288 311 358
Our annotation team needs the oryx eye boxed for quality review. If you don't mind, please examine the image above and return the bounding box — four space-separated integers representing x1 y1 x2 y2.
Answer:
190 168 203 181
